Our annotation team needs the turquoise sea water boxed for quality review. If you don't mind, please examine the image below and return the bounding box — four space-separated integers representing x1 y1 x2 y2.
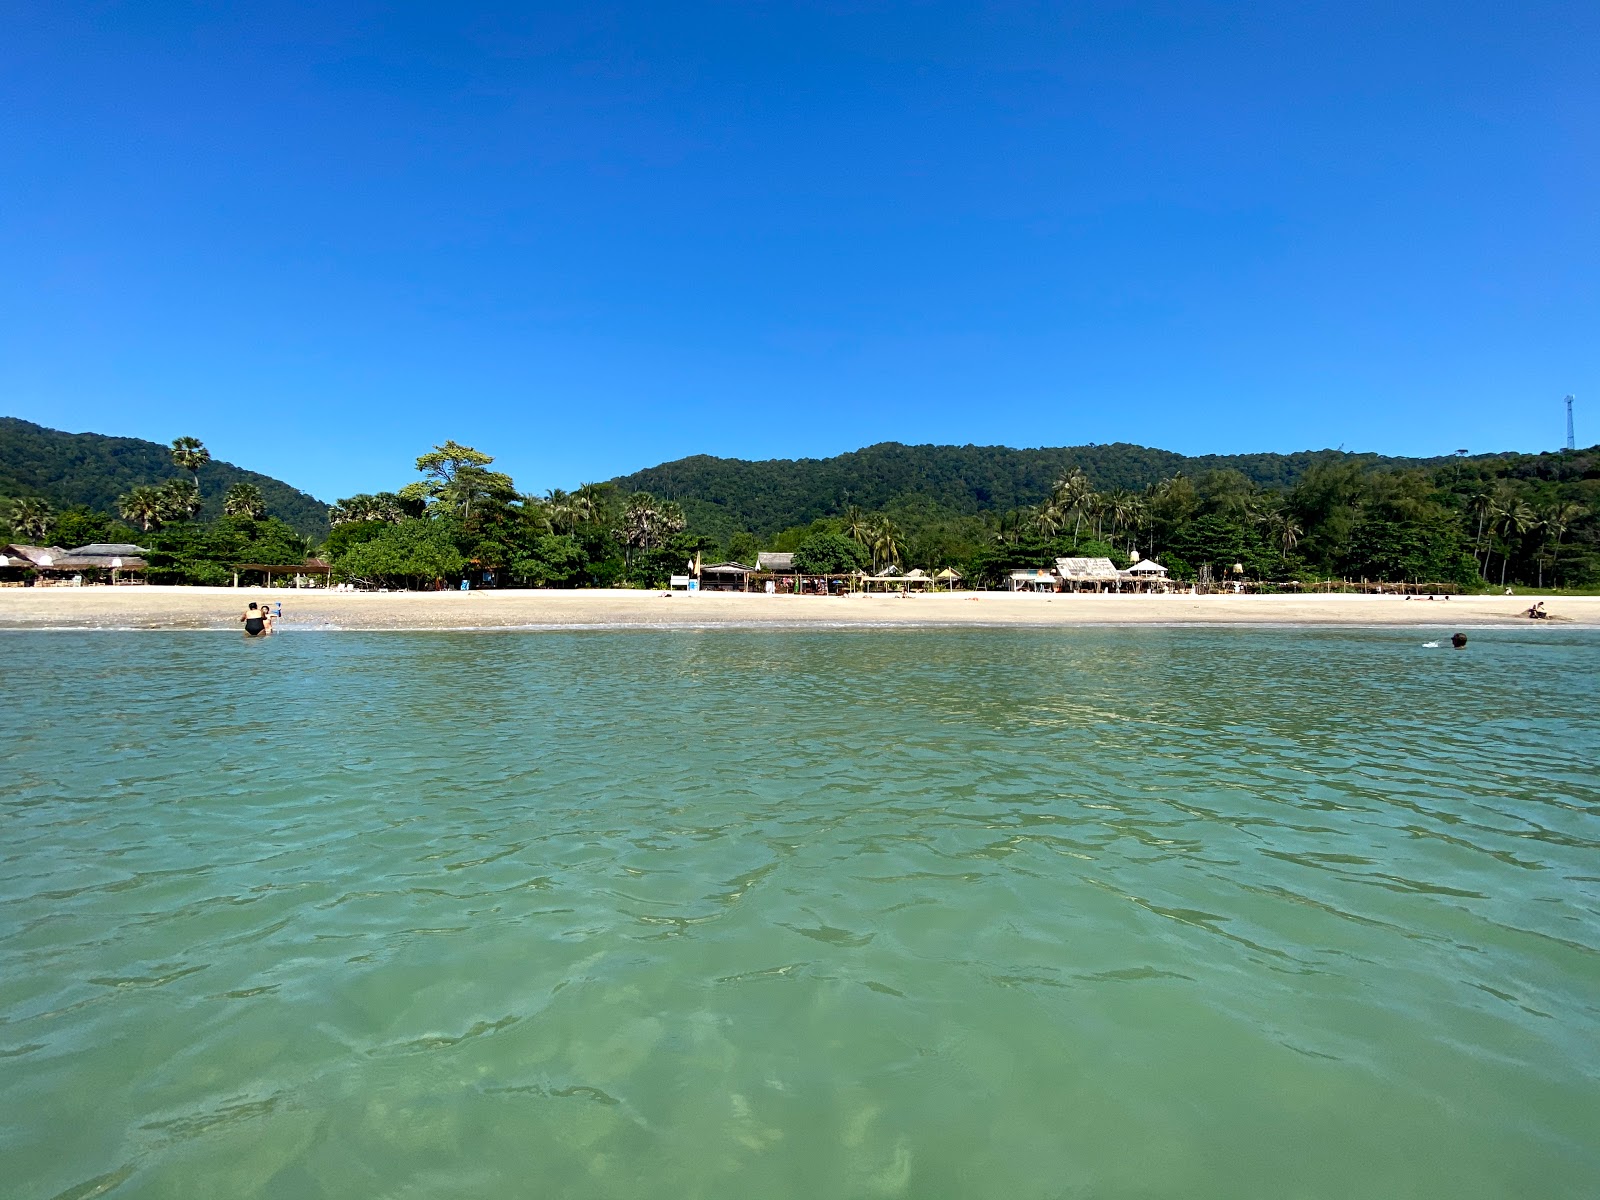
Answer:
3 627 1598 1199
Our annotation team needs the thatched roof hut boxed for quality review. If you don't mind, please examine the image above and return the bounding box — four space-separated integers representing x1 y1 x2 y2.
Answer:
1055 557 1122 582
1 544 66 568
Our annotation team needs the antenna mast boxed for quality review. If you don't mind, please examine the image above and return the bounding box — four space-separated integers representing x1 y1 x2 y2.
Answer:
1566 395 1576 451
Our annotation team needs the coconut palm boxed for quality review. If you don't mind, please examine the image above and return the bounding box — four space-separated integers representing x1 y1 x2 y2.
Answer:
8 496 54 541
159 478 203 523
1466 485 1497 578
222 482 266 519
573 482 612 525
170 436 211 494
1030 501 1065 539
842 504 871 547
1492 498 1537 587
1539 501 1587 588
869 517 904 572
119 486 166 532
1273 511 1302 564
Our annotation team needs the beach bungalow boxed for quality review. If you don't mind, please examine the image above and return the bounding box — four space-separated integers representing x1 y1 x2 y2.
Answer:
1054 557 1123 592
1121 557 1171 592
1009 568 1058 592
64 543 149 583
0 544 61 583
755 552 796 575
697 562 753 592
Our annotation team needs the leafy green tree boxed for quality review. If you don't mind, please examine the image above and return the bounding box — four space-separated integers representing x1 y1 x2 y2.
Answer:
169 436 211 494
334 519 466 587
410 442 516 525
725 531 761 565
52 506 132 549
792 532 869 574
510 534 588 587
222 482 266 519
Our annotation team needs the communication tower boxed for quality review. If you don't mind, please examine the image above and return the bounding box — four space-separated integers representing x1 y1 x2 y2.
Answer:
1566 395 1576 451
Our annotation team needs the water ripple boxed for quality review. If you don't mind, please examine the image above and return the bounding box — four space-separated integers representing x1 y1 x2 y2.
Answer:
3 627 1598 1198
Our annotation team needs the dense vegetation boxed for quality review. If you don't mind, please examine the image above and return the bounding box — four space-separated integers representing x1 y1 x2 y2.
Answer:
610 441 1502 542
612 442 1599 590
4 422 1595 590
320 442 713 589
0 418 329 537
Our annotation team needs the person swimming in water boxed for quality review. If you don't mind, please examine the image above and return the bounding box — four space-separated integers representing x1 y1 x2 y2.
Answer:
241 602 267 637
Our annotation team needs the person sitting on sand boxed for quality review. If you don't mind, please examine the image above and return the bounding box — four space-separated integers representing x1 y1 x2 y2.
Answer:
241 602 267 637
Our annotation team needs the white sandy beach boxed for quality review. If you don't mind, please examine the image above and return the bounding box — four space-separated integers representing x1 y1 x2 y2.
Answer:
1 586 1594 630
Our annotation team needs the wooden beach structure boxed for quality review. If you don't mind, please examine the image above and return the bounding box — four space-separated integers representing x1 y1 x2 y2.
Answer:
1 543 149 585
232 559 333 588
1055 557 1124 592
1121 557 1171 592
1009 568 1058 592
697 562 754 592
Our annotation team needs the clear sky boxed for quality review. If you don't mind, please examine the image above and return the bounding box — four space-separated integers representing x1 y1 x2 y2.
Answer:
3 2 1595 501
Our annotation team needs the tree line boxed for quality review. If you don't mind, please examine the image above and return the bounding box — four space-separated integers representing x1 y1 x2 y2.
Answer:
5 433 1596 590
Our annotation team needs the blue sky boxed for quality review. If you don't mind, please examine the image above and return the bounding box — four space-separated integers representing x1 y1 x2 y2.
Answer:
3 2 1595 501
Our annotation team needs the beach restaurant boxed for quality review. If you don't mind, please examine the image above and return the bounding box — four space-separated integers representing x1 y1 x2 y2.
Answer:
1055 557 1125 592
1 542 149 585
696 562 754 592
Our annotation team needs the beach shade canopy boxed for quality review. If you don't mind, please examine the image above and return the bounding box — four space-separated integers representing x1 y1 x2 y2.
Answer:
935 568 963 581
1124 559 1169 575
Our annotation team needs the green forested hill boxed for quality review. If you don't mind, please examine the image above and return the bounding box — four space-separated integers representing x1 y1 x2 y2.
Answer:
0 417 329 537
608 441 1494 540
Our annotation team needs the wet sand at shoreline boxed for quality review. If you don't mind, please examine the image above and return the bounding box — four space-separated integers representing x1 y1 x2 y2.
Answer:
1 586 1593 630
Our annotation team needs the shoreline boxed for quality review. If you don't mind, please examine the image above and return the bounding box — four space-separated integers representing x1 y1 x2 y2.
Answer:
2 587 1595 631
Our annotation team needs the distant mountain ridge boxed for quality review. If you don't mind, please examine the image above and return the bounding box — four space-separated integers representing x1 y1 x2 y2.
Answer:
608 440 1505 540
0 417 329 537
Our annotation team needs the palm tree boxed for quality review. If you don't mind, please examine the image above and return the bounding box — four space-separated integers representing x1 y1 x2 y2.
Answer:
159 478 203 523
993 509 1025 547
119 486 166 532
170 437 211 495
1030 501 1065 539
619 492 685 559
1493 499 1536 587
222 482 266 519
8 496 54 541
573 482 612 526
869 517 904 572
1273 511 1302 564
1466 485 1497 578
1540 501 1587 588
842 504 871 547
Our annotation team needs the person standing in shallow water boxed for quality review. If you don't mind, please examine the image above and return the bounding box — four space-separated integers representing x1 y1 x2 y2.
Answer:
1451 633 1468 649
240 602 267 637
